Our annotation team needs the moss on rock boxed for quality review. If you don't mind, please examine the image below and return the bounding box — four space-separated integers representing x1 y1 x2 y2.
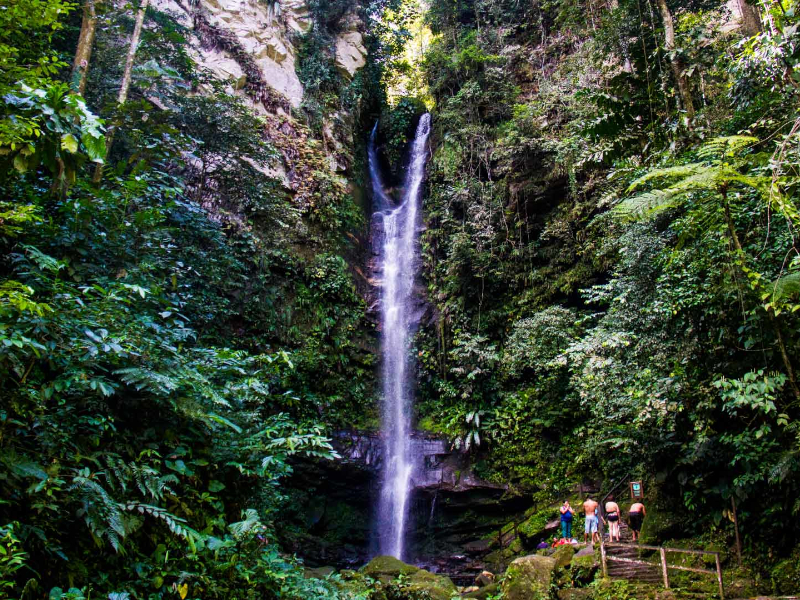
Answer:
502 554 557 600
556 589 593 600
570 552 599 585
407 569 458 600
518 508 558 547
552 544 576 569
360 556 456 599
363 555 419 577
464 583 500 599
361 555 420 584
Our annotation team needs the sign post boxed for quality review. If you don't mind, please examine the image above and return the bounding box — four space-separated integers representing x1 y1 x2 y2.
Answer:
630 481 643 499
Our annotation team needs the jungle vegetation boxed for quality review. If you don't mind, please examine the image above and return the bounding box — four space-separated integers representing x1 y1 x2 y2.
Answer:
0 0 799 597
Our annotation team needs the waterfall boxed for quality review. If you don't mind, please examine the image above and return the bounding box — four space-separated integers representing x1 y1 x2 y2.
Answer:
374 113 432 560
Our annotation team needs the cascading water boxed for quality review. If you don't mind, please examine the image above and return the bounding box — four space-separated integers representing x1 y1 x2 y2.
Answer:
375 113 432 560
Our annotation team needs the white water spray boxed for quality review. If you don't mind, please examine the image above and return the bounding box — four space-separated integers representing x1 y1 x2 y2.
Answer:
375 113 432 560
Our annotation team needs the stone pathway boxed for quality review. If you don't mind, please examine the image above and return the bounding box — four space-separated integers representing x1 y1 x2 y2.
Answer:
603 519 663 585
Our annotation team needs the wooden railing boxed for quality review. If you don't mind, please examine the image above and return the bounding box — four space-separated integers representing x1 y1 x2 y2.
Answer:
600 542 725 599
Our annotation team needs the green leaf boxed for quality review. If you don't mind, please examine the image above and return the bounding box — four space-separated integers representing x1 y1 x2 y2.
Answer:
60 133 78 153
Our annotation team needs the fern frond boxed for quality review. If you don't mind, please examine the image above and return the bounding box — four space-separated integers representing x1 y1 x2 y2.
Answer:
115 367 179 395
614 189 683 218
619 164 773 221
626 163 705 193
70 476 126 551
120 502 203 542
697 136 758 161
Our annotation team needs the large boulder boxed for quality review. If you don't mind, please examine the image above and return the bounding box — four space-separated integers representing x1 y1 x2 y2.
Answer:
407 569 457 600
570 551 599 585
552 545 576 569
502 554 557 600
360 556 456 599
361 555 419 583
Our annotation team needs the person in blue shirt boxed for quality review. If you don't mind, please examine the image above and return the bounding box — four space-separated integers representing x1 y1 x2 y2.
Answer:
560 500 575 540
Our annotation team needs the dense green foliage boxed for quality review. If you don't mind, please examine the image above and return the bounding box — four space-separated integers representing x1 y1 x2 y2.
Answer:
2 0 800 595
413 0 800 576
0 0 386 597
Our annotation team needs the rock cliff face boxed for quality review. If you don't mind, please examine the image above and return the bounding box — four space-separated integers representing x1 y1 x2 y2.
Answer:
281 431 530 575
152 0 366 110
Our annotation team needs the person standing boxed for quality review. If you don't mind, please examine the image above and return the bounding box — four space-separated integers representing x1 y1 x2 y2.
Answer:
560 500 575 540
604 497 621 542
629 502 646 542
583 497 599 544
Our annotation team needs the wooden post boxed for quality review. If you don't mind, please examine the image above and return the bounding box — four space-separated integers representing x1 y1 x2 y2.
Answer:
715 553 724 599
731 497 742 567
600 538 608 577
660 547 669 589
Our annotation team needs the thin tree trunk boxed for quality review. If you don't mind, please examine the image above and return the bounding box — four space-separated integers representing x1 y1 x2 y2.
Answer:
656 0 695 119
722 193 800 401
731 496 742 567
737 0 763 36
94 0 150 183
71 0 98 96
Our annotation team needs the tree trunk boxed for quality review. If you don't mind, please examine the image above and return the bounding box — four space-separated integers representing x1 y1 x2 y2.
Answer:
656 0 695 119
736 0 763 36
93 0 150 183
71 0 98 96
731 496 742 567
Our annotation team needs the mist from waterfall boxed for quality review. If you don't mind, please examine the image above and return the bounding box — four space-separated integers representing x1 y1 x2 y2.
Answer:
373 113 432 561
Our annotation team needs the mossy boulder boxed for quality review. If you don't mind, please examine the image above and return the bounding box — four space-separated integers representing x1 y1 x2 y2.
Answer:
407 569 457 600
552 544 576 569
502 554 557 600
361 555 419 584
464 583 500 599
569 550 599 586
360 557 455 599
